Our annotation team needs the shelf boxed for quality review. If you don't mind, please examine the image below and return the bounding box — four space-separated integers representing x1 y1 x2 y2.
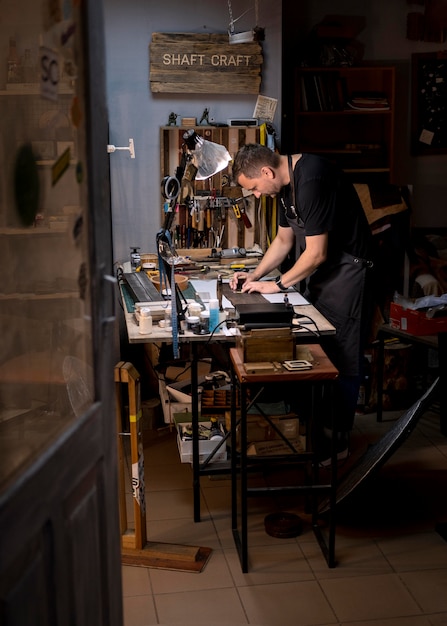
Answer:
297 109 392 116
293 65 395 184
344 168 390 173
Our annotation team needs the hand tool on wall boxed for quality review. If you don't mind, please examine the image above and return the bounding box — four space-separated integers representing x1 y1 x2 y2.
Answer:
161 175 180 231
237 197 252 228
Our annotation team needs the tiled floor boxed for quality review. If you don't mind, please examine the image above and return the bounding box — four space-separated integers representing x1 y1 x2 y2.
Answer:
121 400 447 626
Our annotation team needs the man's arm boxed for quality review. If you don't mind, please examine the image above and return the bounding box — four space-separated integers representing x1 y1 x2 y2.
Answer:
280 233 328 288
250 226 295 280
229 226 294 290
241 231 328 294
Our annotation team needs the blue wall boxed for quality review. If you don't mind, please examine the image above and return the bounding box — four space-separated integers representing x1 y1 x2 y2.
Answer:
103 0 281 264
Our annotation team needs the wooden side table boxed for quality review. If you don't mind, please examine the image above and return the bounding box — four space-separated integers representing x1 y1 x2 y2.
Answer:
229 345 339 572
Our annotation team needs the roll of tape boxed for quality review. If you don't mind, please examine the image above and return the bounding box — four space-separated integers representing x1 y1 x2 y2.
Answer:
161 175 180 200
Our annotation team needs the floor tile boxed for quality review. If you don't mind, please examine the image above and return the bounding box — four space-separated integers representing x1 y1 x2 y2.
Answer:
225 542 313 585
301 534 392 578
154 587 247 624
320 572 422 622
122 594 157 626
149 549 234 594
145 462 193 491
427 613 447 625
237 580 337 625
122 565 152 596
145 488 208 521
340 616 432 626
377 532 447 571
400 569 447 613
147 517 221 550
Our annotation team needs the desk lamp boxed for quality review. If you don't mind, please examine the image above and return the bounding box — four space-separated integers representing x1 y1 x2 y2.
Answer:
156 229 187 359
157 131 231 358
182 129 231 180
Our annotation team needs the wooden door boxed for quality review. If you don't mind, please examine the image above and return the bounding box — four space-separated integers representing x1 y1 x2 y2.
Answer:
0 1 123 624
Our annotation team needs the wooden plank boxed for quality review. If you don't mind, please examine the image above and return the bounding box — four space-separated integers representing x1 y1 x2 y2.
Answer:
150 78 261 95
119 362 147 550
152 32 229 43
149 32 262 94
151 32 261 50
132 542 200 561
116 361 213 571
227 127 241 158
114 362 128 536
122 544 212 573
245 127 258 144
150 69 262 81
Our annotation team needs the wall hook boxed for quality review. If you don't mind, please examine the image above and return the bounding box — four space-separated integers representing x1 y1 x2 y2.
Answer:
107 138 135 159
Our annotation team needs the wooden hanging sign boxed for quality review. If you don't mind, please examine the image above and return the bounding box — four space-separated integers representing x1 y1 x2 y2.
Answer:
149 32 262 94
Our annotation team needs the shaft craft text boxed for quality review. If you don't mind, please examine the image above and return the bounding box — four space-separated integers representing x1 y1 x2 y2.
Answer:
162 53 252 67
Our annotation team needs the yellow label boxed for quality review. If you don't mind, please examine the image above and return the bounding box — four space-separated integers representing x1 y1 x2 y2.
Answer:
129 409 142 423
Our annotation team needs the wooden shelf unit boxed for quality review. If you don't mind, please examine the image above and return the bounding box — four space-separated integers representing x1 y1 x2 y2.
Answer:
160 125 260 194
159 125 260 250
293 65 395 183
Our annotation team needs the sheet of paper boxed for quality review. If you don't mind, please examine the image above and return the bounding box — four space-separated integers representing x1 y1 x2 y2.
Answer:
253 95 278 123
189 279 233 309
190 279 308 307
190 279 216 301
264 292 309 305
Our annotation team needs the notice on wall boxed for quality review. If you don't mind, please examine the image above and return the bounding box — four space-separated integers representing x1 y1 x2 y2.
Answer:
253 95 277 122
149 32 262 95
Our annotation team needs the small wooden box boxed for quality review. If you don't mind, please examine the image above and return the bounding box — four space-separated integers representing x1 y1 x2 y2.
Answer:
181 117 197 127
237 328 294 363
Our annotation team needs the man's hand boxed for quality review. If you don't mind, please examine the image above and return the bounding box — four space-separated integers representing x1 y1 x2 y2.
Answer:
229 271 252 291
241 279 281 294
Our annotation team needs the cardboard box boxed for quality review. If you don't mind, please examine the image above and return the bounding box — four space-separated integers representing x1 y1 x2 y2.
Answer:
225 412 300 445
173 413 227 464
247 437 306 456
390 302 447 336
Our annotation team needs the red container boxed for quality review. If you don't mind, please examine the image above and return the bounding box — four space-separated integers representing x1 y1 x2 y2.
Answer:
389 302 447 336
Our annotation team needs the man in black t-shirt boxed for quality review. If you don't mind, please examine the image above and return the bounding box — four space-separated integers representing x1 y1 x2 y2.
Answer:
230 144 374 463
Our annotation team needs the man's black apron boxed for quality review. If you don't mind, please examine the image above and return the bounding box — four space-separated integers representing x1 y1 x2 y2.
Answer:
284 203 372 379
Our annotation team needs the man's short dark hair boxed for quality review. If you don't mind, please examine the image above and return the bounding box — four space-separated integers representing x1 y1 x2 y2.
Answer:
232 144 281 183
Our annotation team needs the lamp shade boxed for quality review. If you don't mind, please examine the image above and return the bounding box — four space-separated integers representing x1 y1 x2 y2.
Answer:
183 129 231 180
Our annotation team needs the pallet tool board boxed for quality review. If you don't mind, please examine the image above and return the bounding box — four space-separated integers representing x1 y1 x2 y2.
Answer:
160 126 260 251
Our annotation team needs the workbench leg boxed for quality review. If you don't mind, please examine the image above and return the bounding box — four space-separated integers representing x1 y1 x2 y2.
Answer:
240 384 249 572
231 381 249 572
311 382 337 568
230 368 238 531
191 342 201 522
326 382 337 567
